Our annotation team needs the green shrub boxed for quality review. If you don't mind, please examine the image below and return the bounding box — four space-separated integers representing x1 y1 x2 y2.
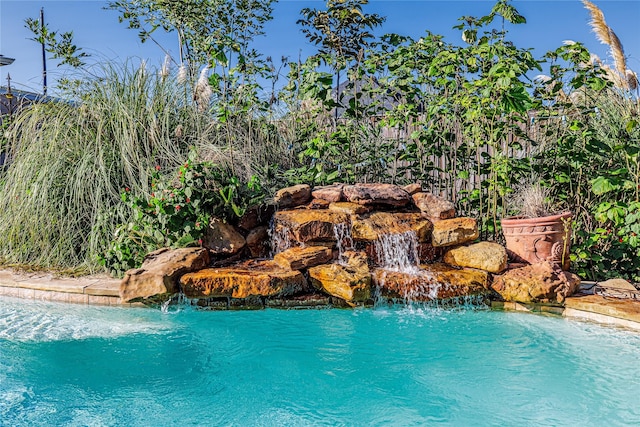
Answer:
101 151 264 277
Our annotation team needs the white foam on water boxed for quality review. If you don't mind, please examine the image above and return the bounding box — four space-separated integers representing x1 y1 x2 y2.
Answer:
0 297 169 342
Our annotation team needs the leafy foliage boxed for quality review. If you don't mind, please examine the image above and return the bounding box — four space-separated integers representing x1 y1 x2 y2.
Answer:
4 0 640 283
102 151 264 276
25 16 89 67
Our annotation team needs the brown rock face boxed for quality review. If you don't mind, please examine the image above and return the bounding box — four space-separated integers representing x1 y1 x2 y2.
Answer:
351 212 433 242
180 260 307 299
412 192 456 220
329 201 370 215
203 218 246 255
312 184 345 203
120 247 210 302
272 210 349 244
443 242 507 273
373 263 490 302
403 183 423 195
308 251 372 305
273 246 333 270
245 226 270 258
343 183 411 207
417 243 443 263
491 261 581 303
431 217 479 247
306 199 331 209
237 204 276 231
274 184 311 208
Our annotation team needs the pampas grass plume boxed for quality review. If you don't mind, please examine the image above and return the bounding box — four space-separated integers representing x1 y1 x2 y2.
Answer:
159 55 171 79
177 64 187 85
194 66 212 112
582 0 628 88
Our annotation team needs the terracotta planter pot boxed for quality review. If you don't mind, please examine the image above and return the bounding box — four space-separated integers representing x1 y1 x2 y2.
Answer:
501 212 572 270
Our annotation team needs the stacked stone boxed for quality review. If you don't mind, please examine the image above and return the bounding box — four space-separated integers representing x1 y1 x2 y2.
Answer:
119 182 580 308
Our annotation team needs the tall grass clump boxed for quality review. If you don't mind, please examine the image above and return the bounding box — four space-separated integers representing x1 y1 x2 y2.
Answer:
0 59 298 272
0 62 217 270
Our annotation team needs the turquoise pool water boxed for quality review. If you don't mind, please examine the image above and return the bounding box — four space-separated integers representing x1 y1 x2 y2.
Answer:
1 297 639 426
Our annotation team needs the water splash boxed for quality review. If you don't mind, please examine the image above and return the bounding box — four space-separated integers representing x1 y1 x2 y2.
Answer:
0 297 168 342
160 298 172 313
372 230 459 308
160 293 205 313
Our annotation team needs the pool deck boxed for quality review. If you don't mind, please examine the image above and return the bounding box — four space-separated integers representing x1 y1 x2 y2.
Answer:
1 269 640 330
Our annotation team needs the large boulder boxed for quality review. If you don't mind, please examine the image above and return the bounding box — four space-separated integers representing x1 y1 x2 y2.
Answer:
272 210 349 245
312 184 345 203
412 192 456 220
491 261 581 304
273 246 333 270
274 184 311 208
374 263 490 302
180 260 307 299
120 247 210 303
351 212 433 242
343 183 411 207
443 242 507 273
431 217 479 247
203 218 246 255
308 251 372 305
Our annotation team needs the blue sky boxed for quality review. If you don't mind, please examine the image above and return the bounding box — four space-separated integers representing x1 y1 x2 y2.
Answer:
1 0 639 94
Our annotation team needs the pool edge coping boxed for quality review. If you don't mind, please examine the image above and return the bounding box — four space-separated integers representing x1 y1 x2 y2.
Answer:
0 269 144 307
2 269 640 331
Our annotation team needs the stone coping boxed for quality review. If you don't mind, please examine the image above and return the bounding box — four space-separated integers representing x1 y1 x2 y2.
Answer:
1 268 640 331
492 295 640 331
0 269 140 306
563 294 640 330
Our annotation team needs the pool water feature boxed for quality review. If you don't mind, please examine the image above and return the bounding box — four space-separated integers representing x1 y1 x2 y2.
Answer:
373 231 420 273
2 296 640 426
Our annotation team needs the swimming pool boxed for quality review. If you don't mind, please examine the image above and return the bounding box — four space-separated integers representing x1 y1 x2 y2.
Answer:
2 297 639 426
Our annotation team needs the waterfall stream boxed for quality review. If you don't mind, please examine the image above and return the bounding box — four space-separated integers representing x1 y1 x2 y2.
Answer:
373 231 421 273
371 230 444 305
269 221 293 255
333 222 354 264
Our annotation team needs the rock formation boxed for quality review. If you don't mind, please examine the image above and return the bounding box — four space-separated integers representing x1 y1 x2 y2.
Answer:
119 182 582 309
120 247 209 303
491 261 581 303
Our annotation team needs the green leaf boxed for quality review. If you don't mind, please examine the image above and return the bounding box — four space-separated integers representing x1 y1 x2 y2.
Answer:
590 176 619 195
153 229 164 242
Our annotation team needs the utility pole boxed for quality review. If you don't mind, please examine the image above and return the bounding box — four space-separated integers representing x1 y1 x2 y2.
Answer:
40 7 47 97
6 74 14 117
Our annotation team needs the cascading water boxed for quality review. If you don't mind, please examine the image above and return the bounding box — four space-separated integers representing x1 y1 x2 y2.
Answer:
333 222 354 264
372 230 442 306
373 231 420 273
269 219 294 255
